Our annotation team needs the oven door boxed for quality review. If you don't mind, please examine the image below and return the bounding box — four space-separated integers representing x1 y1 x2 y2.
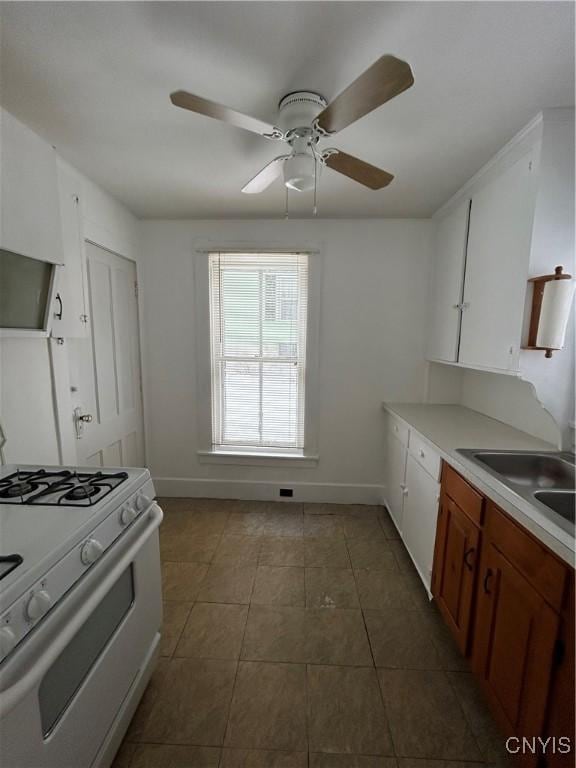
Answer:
0 503 163 768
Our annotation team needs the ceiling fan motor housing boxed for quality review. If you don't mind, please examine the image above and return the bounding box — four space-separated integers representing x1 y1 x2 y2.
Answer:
278 91 327 135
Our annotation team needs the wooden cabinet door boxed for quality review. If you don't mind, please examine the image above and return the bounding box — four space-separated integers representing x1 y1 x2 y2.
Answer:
473 541 559 757
432 495 480 654
427 199 470 363
459 150 537 372
402 455 440 592
384 429 407 534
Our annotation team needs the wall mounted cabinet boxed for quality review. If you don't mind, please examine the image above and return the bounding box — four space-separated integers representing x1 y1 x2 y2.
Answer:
427 145 539 374
51 162 90 338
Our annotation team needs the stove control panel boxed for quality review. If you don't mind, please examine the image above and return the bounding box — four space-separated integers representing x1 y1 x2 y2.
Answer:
80 538 104 565
0 477 157 665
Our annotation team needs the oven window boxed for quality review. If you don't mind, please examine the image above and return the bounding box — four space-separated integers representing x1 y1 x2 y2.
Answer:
39 566 134 737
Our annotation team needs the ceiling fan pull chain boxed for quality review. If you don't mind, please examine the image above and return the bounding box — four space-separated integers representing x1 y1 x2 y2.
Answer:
284 185 289 220
313 155 318 216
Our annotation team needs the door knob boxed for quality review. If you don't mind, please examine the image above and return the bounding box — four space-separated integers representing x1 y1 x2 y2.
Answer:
74 407 93 439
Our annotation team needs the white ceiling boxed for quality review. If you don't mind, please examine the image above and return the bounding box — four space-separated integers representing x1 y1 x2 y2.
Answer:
1 2 573 219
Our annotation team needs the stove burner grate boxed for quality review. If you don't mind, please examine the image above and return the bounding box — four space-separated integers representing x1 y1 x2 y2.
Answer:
0 469 129 506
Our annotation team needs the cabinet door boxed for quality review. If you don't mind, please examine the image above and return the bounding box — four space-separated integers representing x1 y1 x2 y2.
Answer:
384 430 407 534
459 151 537 371
432 495 480 654
52 162 89 338
427 200 471 362
402 455 440 591
473 541 559 755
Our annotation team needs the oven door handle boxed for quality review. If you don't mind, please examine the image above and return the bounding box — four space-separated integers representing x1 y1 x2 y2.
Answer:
0 502 163 718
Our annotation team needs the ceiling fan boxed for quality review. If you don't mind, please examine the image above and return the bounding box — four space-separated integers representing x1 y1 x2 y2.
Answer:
170 54 414 199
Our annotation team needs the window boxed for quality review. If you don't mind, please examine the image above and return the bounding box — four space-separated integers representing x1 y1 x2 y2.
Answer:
209 252 308 452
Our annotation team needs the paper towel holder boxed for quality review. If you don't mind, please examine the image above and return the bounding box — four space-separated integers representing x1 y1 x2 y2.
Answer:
523 265 573 358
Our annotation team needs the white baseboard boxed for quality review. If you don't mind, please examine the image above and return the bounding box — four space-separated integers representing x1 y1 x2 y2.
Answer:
153 476 385 505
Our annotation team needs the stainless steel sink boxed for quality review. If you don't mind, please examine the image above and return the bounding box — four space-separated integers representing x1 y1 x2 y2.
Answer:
471 452 574 489
533 491 575 525
456 449 575 535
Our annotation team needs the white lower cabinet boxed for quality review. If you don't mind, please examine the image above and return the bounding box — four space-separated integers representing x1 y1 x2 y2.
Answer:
384 429 408 534
383 416 440 594
401 453 440 592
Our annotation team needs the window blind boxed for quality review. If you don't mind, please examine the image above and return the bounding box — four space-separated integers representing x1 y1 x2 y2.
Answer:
209 252 308 451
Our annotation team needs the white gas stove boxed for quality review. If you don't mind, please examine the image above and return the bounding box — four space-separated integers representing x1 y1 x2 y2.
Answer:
0 464 163 768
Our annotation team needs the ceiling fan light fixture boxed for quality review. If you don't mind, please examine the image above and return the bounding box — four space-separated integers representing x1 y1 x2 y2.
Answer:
283 153 317 192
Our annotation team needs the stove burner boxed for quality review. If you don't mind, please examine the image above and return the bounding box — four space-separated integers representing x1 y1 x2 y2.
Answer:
0 481 38 498
0 469 129 506
65 485 100 501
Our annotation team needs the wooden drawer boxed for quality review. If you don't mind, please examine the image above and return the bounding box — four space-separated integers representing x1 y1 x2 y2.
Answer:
409 432 441 481
442 463 484 525
387 413 410 448
485 501 567 612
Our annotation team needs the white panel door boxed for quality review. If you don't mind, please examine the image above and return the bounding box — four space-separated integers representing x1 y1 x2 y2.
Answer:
75 243 145 467
384 430 408 534
427 200 470 362
459 151 537 371
402 455 440 592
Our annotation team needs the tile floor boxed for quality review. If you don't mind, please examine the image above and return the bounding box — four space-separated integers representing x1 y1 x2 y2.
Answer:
113 499 511 768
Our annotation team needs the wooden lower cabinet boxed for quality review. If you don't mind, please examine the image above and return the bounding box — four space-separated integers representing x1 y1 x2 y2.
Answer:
432 493 480 654
432 462 575 768
473 540 560 764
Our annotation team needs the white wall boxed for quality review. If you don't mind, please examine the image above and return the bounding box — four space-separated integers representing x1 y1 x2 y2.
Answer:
139 219 432 500
0 109 140 466
519 109 575 447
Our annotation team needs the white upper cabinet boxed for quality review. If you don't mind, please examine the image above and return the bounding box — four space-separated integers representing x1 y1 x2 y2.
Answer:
427 127 540 375
459 150 537 372
427 200 471 363
0 109 62 264
52 161 89 338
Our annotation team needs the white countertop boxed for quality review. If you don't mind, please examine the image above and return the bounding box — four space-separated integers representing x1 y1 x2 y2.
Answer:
382 403 575 566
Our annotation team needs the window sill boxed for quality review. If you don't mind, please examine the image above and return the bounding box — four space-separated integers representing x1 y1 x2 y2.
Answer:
197 450 319 468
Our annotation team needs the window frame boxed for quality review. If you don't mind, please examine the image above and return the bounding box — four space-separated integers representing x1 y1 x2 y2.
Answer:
193 245 321 467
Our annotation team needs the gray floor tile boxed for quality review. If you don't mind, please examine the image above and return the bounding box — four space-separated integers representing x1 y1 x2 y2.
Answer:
355 569 417 610
308 665 393 755
341 516 388 540
252 566 305 607
377 668 483 760
225 512 268 536
305 567 360 608
214 535 261 565
448 671 512 766
175 602 248 659
363 607 442 669
160 601 192 656
241 605 372 665
346 538 395 570
304 515 346 538
398 760 485 768
140 658 237 745
129 743 221 767
225 661 307 751
126 658 170 741
311 755 397 768
160 530 220 563
197 564 256 604
161 562 209 602
305 538 351 567
263 513 304 537
220 748 307 767
259 537 305 566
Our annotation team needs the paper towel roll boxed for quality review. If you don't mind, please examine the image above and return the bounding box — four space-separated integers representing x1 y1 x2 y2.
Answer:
536 278 575 349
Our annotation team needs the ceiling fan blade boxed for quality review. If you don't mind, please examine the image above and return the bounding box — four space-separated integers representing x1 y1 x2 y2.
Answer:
316 55 414 134
170 91 284 139
323 150 394 190
241 155 289 194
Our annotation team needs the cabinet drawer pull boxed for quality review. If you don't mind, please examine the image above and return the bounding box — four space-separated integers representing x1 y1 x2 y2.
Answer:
483 568 493 595
464 547 475 572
